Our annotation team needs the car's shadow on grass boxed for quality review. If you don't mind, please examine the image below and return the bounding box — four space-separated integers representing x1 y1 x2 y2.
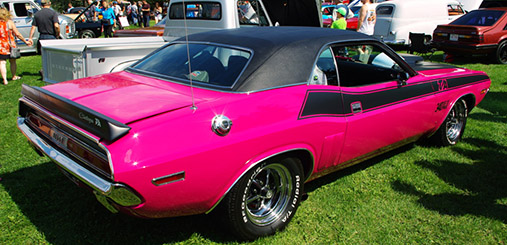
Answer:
304 144 415 194
391 137 507 223
1 162 236 244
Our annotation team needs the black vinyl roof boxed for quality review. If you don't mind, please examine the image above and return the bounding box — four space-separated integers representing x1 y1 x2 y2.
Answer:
172 27 378 92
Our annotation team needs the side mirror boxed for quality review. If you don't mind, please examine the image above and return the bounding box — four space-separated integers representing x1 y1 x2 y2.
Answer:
397 72 409 87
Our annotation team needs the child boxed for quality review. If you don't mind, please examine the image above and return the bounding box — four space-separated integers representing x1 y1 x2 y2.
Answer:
331 7 347 30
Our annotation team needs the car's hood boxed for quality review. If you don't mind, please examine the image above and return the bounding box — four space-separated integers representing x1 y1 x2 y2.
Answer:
43 72 201 124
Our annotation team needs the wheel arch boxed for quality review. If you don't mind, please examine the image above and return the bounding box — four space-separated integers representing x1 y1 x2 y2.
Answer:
205 147 315 214
461 93 476 114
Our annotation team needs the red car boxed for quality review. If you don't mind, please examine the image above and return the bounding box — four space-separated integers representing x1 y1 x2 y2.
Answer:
113 18 166 37
433 8 507 64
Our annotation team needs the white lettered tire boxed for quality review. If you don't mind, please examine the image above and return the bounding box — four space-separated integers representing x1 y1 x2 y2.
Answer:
222 157 304 240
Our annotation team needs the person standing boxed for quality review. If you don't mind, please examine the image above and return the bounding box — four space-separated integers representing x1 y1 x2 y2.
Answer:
357 0 376 35
331 7 347 30
130 1 138 25
154 2 162 24
0 8 32 85
97 0 116 37
137 1 143 27
29 0 59 54
141 0 150 27
67 3 73 13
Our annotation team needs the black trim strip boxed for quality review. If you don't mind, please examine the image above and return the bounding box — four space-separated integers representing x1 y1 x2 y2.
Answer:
20 84 131 142
299 75 488 118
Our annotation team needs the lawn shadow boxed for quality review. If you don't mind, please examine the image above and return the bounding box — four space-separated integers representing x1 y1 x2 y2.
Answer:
304 144 415 193
1 162 237 244
391 137 507 223
19 71 41 77
475 91 507 117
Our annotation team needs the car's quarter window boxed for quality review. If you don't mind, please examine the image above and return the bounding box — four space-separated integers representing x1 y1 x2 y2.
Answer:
310 48 338 86
331 44 403 87
169 2 221 20
130 43 251 89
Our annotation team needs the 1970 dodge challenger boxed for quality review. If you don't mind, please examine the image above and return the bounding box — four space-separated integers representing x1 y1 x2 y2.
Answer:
17 27 490 240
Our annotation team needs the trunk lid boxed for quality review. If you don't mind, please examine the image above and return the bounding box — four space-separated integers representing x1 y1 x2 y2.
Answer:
44 72 202 124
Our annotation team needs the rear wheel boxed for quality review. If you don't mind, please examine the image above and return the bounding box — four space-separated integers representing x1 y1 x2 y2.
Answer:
79 30 96 39
494 40 507 64
431 98 468 146
222 157 304 240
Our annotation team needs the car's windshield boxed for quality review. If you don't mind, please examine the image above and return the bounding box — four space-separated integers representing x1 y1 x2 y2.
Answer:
129 43 251 89
451 10 505 26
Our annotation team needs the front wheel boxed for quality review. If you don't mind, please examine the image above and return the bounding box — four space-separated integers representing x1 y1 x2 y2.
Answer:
79 30 96 39
431 98 468 146
222 157 304 240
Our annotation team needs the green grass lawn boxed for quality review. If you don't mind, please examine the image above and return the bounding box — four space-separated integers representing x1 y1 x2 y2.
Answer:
0 53 505 244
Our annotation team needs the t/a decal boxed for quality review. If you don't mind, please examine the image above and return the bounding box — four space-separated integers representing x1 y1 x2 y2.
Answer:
435 100 450 112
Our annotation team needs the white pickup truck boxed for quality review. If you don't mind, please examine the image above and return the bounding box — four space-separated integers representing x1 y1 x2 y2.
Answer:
41 0 321 83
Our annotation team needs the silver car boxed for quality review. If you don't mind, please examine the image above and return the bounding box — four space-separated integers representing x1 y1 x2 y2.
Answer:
1 0 75 53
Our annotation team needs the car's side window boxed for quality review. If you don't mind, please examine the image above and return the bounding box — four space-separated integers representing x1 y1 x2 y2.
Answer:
2 3 10 10
13 3 29 17
331 44 403 87
309 48 338 86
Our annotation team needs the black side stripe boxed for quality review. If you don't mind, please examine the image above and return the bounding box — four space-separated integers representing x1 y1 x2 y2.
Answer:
299 75 488 119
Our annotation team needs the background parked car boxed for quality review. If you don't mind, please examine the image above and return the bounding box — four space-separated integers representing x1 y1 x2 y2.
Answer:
433 7 507 64
373 0 464 46
113 17 166 37
1 0 75 53
72 3 102 38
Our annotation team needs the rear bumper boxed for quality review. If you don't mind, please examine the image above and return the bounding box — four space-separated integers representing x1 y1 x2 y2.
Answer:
17 117 142 212
433 42 498 54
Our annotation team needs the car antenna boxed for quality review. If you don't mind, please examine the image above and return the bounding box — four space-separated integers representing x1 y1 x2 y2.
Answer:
181 0 197 111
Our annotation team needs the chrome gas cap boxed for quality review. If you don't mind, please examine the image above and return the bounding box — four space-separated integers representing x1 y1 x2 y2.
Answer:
211 115 232 136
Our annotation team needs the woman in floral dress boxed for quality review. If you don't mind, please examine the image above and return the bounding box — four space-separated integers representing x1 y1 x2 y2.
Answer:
0 8 32 85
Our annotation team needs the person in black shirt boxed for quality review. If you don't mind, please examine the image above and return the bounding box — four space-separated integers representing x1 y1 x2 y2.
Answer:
28 0 59 54
141 0 150 27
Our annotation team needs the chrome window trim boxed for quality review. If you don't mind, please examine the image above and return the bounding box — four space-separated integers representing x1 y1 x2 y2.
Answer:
307 45 341 86
127 41 254 91
19 97 115 180
205 148 314 214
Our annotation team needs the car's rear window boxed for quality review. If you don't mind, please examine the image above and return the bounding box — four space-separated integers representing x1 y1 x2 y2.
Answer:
376 6 393 16
130 43 251 89
451 10 505 26
169 2 221 20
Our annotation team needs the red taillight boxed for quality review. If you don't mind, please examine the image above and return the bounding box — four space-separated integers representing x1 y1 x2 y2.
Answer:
66 26 70 34
26 113 111 177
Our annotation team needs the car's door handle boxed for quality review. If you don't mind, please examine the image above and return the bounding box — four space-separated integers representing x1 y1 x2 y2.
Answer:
351 102 362 113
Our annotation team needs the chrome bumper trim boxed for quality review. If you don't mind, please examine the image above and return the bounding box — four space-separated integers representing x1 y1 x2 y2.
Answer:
17 117 142 208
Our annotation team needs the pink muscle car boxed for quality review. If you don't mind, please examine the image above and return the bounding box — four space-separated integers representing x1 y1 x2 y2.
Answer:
17 27 490 240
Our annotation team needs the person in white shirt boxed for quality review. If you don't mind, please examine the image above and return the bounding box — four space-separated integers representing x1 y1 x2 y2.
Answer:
357 0 376 35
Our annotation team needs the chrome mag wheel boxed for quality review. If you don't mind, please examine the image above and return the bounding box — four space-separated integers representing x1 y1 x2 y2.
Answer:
245 163 292 226
445 99 467 143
